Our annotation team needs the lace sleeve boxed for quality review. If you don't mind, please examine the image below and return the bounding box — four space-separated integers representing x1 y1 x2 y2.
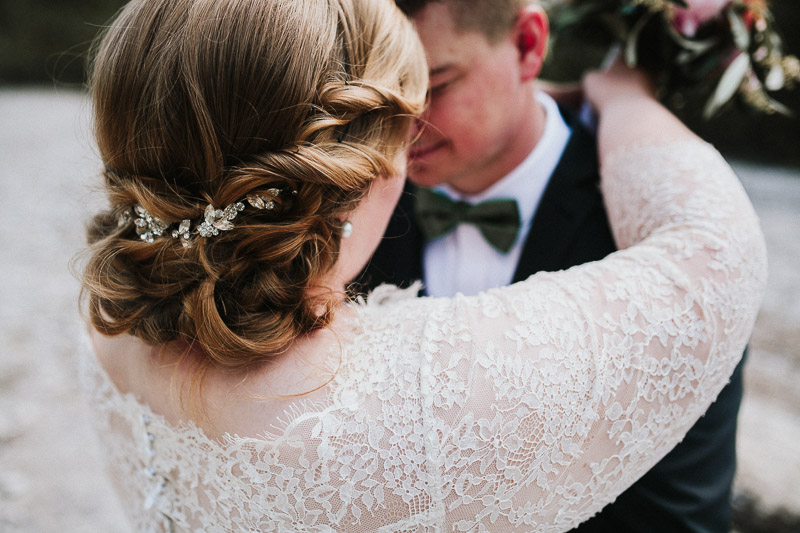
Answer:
81 141 767 532
406 140 767 530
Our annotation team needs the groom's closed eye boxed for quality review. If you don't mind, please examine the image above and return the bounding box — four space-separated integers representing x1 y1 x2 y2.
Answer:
428 65 461 97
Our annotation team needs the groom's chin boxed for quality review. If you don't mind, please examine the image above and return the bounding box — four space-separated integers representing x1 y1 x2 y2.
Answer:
406 162 447 189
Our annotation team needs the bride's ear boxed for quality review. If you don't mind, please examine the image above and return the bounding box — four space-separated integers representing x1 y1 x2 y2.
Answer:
513 5 549 82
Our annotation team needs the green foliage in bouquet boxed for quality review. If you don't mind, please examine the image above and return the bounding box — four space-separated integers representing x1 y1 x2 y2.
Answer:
541 0 800 118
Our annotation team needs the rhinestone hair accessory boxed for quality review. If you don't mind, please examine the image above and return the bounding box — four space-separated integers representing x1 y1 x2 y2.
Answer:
121 188 295 247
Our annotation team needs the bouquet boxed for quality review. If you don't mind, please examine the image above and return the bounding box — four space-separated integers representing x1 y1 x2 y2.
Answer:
541 0 800 118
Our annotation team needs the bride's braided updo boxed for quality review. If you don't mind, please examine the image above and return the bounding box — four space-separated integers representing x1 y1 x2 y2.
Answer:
82 0 427 368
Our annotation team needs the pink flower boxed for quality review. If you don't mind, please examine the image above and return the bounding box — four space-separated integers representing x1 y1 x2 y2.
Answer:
672 0 733 37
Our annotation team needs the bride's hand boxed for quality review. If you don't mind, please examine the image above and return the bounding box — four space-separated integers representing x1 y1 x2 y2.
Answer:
582 61 656 114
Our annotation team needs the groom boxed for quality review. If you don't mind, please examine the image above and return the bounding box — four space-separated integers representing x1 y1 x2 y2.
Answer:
359 0 745 531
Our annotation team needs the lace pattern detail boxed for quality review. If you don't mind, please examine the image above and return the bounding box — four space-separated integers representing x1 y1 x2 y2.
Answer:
80 140 767 532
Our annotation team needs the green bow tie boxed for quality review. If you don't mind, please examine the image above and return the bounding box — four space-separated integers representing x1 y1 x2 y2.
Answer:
414 188 521 253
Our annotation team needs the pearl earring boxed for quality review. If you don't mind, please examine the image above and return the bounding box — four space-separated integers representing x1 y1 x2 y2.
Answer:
341 220 353 238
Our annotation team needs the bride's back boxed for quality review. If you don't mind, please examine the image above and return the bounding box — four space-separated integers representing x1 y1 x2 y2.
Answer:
88 311 349 441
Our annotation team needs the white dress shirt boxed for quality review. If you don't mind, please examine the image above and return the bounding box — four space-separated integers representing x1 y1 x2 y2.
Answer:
423 92 571 297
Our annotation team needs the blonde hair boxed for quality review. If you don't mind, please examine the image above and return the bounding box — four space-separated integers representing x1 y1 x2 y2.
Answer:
83 0 427 369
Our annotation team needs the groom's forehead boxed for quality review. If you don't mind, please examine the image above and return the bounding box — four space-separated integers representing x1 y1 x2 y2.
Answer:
401 0 524 42
415 8 504 78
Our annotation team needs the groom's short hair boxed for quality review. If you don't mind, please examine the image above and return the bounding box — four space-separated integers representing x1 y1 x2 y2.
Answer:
395 0 533 42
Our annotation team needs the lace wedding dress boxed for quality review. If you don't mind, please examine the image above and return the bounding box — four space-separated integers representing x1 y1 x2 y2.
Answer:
81 141 767 532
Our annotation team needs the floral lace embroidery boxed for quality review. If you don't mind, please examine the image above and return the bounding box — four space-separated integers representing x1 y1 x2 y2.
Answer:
80 140 767 532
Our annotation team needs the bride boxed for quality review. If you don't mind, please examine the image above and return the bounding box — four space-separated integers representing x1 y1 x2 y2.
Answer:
80 0 766 530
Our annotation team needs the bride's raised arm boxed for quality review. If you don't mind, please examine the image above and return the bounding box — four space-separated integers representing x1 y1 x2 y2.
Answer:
384 66 768 530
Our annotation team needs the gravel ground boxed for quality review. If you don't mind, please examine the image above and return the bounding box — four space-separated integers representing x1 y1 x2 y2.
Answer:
0 88 797 532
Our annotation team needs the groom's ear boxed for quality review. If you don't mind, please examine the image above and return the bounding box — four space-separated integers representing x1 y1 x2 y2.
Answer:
513 5 549 82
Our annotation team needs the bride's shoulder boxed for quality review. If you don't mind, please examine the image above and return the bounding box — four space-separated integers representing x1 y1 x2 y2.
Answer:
350 281 480 330
86 324 193 426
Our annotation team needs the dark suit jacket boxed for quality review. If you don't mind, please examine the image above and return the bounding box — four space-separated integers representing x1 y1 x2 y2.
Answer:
358 108 743 532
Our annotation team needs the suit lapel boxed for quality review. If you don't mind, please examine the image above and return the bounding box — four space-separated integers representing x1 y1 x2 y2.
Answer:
512 109 606 281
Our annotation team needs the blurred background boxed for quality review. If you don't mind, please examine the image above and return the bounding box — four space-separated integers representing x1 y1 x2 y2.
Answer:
2 0 798 166
0 1 798 531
